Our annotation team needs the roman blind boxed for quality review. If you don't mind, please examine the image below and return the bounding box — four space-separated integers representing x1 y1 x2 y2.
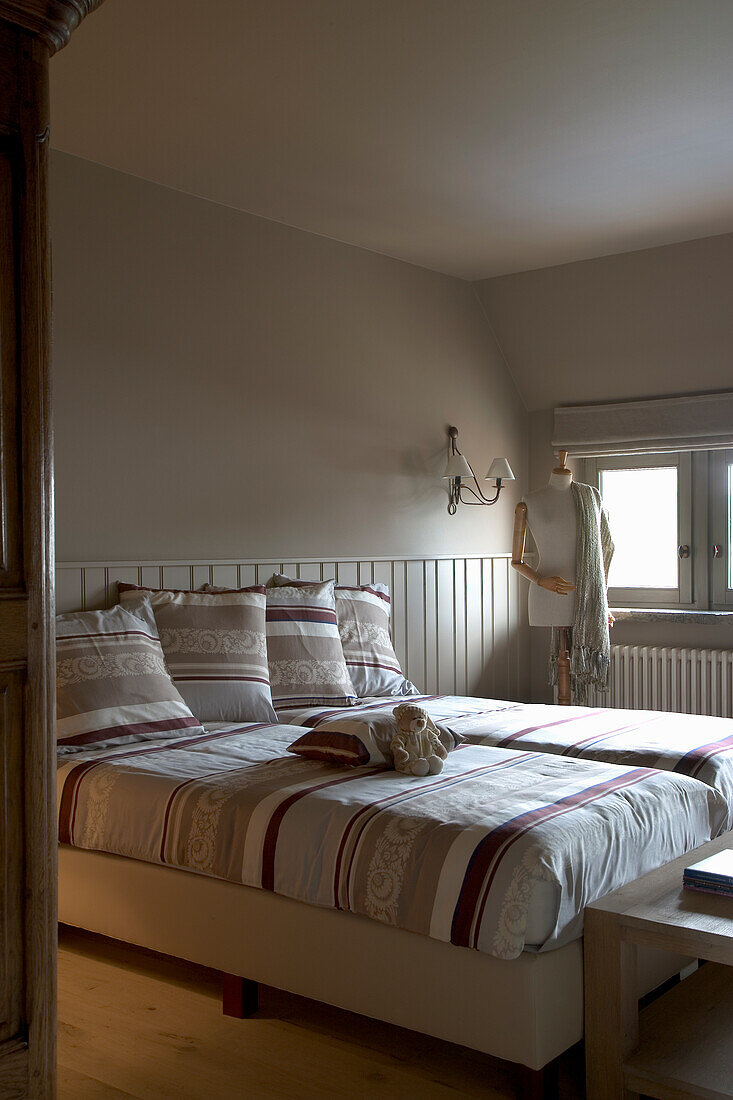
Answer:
553 392 733 457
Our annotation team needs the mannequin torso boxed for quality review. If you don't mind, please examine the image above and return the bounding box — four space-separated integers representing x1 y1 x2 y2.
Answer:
524 472 577 627
512 452 613 705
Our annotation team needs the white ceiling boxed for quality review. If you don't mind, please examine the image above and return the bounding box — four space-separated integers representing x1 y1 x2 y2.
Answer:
51 0 733 280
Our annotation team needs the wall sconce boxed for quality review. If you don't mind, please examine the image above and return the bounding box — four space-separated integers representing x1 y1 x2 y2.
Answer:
442 426 515 515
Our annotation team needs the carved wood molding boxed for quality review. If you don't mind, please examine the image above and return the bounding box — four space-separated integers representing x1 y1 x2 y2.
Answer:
0 0 103 53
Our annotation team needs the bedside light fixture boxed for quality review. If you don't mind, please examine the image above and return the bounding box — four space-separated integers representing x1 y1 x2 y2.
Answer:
442 426 515 515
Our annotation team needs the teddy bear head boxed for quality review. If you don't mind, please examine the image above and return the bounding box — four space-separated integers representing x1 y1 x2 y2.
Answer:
393 703 429 735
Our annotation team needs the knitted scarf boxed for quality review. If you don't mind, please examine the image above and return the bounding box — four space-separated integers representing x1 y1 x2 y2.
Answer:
549 481 614 704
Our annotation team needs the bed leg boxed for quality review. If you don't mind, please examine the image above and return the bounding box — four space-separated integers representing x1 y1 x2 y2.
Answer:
222 973 259 1018
515 1059 559 1100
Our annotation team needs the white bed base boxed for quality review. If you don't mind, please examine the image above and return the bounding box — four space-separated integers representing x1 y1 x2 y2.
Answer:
58 846 688 1074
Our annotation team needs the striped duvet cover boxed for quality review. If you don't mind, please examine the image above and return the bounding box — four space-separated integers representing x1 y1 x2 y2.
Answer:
280 695 733 828
57 722 726 960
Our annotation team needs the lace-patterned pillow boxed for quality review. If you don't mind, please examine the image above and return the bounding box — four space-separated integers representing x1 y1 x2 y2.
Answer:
268 575 418 698
56 605 203 751
202 579 359 710
264 581 358 710
118 583 275 724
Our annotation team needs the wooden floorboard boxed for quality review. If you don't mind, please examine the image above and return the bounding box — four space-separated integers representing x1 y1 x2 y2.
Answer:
58 927 585 1098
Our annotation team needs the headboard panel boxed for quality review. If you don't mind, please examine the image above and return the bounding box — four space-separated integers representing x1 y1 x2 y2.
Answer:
55 554 528 702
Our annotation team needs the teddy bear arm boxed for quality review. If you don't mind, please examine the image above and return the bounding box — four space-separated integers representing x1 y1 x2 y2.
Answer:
391 734 411 769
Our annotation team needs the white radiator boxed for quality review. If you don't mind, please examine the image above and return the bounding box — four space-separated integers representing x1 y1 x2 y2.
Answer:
586 645 733 718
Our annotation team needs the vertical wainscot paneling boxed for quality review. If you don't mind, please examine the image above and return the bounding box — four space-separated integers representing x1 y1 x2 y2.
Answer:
55 554 526 702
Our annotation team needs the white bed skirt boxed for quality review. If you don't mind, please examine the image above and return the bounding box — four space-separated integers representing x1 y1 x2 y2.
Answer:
58 846 690 1072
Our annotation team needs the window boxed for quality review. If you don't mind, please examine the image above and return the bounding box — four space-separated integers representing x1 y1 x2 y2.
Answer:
584 454 691 606
601 466 679 589
582 449 733 611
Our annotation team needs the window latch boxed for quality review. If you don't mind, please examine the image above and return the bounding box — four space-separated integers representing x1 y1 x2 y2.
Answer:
712 544 722 558
678 544 690 559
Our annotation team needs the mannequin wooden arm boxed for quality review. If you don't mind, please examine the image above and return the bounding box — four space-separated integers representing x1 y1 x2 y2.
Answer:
511 502 576 594
511 504 536 580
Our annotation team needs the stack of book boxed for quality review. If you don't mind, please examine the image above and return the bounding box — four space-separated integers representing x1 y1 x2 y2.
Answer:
683 848 733 898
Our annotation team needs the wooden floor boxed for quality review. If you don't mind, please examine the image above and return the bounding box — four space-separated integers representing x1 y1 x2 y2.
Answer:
58 927 585 1098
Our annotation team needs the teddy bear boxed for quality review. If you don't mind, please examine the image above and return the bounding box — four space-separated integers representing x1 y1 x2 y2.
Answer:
391 703 448 776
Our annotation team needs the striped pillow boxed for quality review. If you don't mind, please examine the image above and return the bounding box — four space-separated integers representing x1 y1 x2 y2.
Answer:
265 581 358 710
56 606 203 751
118 584 276 724
288 711 461 767
268 575 418 697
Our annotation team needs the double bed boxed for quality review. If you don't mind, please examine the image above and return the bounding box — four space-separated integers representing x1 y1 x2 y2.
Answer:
57 700 732 1091
54 558 733 1095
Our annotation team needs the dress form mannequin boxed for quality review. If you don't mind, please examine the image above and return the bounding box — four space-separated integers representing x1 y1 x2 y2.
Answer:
512 451 577 704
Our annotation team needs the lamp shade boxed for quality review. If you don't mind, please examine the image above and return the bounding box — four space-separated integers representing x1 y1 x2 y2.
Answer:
485 457 515 481
442 453 473 479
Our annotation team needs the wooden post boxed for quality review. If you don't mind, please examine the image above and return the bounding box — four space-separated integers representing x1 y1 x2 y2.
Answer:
584 909 639 1100
0 6 104 1096
222 974 259 1019
557 626 571 706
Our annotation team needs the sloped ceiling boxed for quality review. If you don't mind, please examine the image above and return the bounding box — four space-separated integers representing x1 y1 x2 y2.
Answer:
474 231 733 410
51 0 733 279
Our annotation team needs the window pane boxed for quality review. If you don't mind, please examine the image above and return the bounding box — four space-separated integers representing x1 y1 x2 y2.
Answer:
728 463 733 591
600 467 678 589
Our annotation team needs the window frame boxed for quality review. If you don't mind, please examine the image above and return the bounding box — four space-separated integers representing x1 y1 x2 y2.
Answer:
710 448 733 609
582 452 693 608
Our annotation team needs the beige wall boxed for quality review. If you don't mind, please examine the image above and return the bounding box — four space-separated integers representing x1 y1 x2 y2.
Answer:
474 232 733 411
50 152 527 564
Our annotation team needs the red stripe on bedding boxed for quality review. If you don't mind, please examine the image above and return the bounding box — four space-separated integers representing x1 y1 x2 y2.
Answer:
674 732 733 778
451 767 652 948
334 752 540 910
60 715 201 748
58 760 101 845
157 761 253 864
58 723 277 844
274 695 357 710
266 607 337 623
495 710 602 747
159 775 206 862
560 714 663 756
171 675 271 683
57 629 159 643
289 731 372 765
337 585 390 603
346 660 403 673
260 769 384 891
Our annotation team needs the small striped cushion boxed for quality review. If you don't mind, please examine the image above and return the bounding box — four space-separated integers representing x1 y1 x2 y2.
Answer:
56 606 203 751
288 711 461 767
268 575 418 697
265 581 358 710
118 584 276 724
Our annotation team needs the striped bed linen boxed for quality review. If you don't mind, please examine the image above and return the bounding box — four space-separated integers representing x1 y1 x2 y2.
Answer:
280 696 733 828
264 583 358 709
57 723 726 960
56 606 204 750
266 575 417 698
117 585 276 724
